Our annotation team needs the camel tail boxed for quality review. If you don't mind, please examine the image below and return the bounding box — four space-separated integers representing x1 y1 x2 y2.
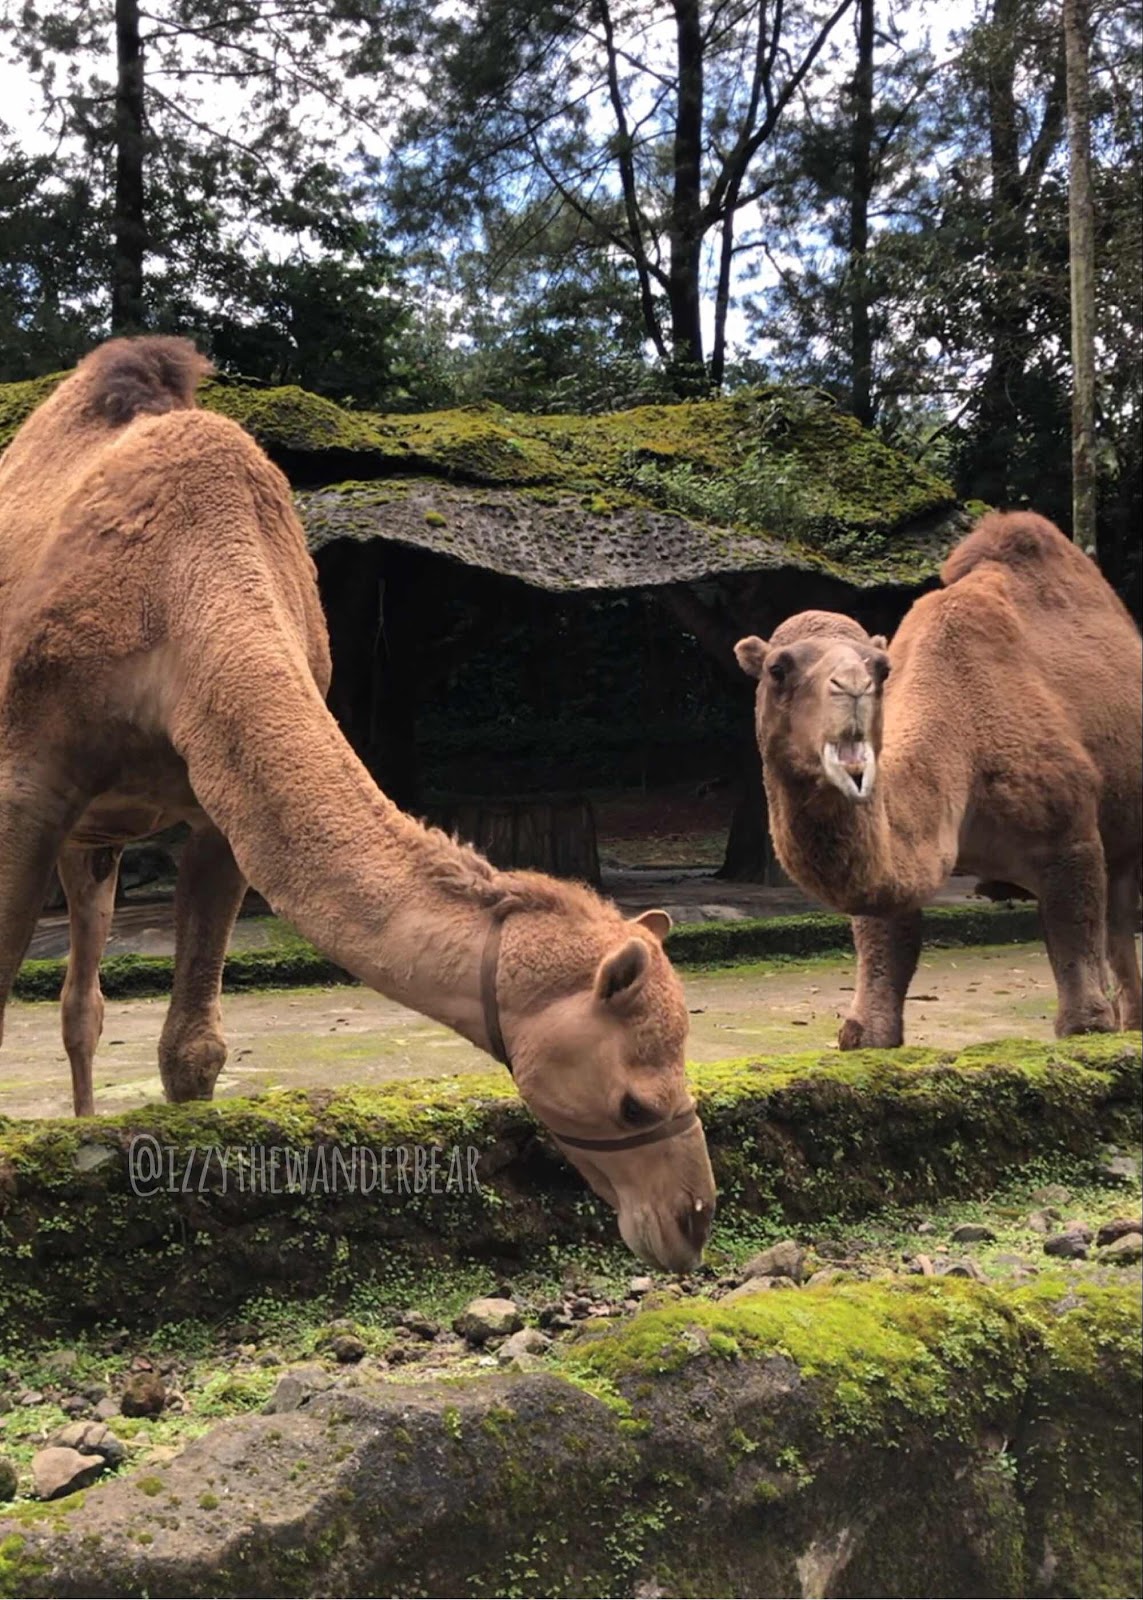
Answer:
940 510 1078 588
77 336 212 427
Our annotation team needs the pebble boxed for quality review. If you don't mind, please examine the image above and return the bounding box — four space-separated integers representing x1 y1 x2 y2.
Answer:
904 1255 935 1276
937 1259 986 1280
1043 1232 1088 1260
42 1350 79 1378
628 1277 655 1297
497 1328 553 1366
328 1334 367 1364
398 1311 440 1340
0 1457 16 1502
1102 1154 1139 1183
1061 1221 1093 1243
453 1298 523 1345
47 1421 127 1466
16 1391 45 1407
950 1224 996 1244
1095 1218 1143 1248
120 1372 166 1418
93 1397 120 1422
742 1240 806 1284
1031 1184 1072 1206
31 1446 105 1501
1099 1233 1143 1265
1026 1209 1060 1233
262 1364 335 1414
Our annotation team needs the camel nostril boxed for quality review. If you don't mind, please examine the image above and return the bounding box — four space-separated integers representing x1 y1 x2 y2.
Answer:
677 1196 714 1250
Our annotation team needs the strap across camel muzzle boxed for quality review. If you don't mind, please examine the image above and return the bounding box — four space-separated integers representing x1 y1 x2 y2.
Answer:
479 915 700 1153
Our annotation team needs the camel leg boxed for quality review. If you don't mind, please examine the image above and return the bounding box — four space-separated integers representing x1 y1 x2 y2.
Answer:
159 823 247 1102
1037 840 1117 1036
1106 867 1142 1031
839 911 923 1050
0 782 79 1050
56 846 123 1117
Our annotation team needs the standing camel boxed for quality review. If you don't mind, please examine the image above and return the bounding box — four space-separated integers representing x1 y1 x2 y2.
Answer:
0 337 714 1272
735 511 1142 1049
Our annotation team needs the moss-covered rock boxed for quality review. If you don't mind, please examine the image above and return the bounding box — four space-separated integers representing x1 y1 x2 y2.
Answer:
11 902 1045 1003
0 1036 1136 1333
0 1280 1136 1597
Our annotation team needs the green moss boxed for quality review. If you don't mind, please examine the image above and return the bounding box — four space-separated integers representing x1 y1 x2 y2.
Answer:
423 509 448 527
10 902 1046 1002
198 1493 219 1511
135 1476 164 1497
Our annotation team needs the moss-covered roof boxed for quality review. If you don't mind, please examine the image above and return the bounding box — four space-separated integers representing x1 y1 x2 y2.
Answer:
0 372 967 591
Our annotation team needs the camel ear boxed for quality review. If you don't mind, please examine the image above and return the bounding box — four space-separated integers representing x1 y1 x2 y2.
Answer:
594 938 651 1007
870 634 888 649
634 908 672 943
735 636 769 678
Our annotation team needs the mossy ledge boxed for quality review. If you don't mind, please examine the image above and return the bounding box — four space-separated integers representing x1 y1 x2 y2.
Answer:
11 901 1045 1002
0 1036 1137 1332
0 1279 1137 1598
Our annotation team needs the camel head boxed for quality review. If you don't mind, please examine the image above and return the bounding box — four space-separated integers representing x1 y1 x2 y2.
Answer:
735 611 890 803
493 907 716 1274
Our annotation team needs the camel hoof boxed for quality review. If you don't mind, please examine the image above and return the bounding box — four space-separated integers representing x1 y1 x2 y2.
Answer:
838 1018 865 1051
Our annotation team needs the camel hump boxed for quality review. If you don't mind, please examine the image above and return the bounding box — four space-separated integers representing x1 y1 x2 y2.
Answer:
77 335 211 426
940 510 1075 588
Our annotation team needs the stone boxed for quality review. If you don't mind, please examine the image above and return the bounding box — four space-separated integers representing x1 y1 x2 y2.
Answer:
950 1224 996 1244
257 1350 285 1368
723 1277 795 1302
1099 1233 1143 1265
1096 1218 1143 1248
1061 1221 1093 1243
329 1334 367 1364
805 1269 845 1288
398 1311 440 1340
48 1421 128 1467
628 1276 655 1296
742 1240 806 1284
905 1255 935 1276
16 1390 45 1407
453 1298 524 1345
915 1221 936 1236
1032 1184 1073 1206
60 1396 87 1417
120 1372 166 1418
1102 1154 1140 1183
384 1338 420 1367
569 1296 593 1320
42 1349 79 1378
32 1446 105 1500
994 1253 1036 1272
1026 1209 1060 1233
1044 1232 1088 1260
497 1328 553 1366
262 1365 335 1415
938 1259 986 1281
0 1457 16 1502
80 1381 108 1404
93 1397 120 1422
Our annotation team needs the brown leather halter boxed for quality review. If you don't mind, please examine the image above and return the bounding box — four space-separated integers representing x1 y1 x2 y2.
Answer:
479 915 700 1153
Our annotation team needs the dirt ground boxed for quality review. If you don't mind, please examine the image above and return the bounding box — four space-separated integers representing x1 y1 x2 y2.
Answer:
0 942 1092 1121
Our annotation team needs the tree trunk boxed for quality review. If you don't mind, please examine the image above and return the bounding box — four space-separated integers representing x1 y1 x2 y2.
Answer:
716 735 776 883
848 0 876 428
111 0 146 332
668 0 706 388
370 549 423 813
429 798 601 885
974 0 1026 503
1064 0 1097 550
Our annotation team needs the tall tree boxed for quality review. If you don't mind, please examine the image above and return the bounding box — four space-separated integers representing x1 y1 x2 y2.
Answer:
389 0 855 391
1064 0 1096 548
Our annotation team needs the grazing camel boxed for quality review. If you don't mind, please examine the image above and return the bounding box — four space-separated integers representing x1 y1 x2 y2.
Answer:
736 511 1142 1049
0 336 715 1272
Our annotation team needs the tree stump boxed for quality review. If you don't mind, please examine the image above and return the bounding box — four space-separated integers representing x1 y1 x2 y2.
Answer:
428 796 601 886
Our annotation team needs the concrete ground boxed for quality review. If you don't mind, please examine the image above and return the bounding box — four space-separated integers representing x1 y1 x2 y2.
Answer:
0 941 1084 1121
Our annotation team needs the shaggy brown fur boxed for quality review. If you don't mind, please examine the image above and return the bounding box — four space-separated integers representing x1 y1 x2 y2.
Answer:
736 511 1142 1048
0 337 714 1271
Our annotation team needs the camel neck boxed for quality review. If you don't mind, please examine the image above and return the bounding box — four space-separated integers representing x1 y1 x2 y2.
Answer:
170 642 504 1048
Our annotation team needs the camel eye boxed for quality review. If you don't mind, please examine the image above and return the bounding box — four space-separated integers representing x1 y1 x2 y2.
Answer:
620 1094 658 1128
767 649 795 687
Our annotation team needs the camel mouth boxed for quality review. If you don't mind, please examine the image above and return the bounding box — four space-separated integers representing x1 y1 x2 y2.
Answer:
822 739 876 801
